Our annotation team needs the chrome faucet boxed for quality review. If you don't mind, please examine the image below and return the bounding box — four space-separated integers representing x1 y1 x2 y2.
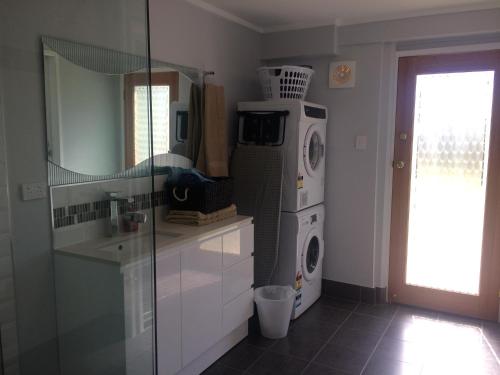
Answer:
106 192 147 236
107 192 130 237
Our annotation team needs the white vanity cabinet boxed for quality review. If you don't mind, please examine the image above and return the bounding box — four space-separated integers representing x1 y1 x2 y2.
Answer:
156 249 182 375
181 236 223 366
54 216 253 375
157 219 254 375
221 225 254 337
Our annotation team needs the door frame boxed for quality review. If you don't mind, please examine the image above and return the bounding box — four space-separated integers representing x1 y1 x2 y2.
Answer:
387 50 500 320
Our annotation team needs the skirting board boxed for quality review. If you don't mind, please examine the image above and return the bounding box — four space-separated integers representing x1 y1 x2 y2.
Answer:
322 279 387 304
178 322 248 375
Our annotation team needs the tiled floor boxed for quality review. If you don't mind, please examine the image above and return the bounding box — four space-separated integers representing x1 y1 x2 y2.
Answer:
203 296 500 375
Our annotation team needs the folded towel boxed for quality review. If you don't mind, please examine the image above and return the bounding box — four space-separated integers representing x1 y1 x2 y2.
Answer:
165 204 237 226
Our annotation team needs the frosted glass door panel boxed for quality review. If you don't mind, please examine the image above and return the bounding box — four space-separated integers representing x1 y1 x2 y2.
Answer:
405 71 495 295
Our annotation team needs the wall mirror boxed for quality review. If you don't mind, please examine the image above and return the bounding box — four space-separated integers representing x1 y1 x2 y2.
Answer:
42 36 202 184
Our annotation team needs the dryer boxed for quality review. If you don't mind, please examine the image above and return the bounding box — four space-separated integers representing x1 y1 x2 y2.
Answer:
275 204 325 319
237 100 327 212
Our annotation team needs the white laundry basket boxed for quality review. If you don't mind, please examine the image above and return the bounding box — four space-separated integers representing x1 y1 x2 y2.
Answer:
254 285 296 339
258 65 314 100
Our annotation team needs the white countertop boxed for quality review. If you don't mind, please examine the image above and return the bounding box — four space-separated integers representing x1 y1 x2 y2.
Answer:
54 215 253 267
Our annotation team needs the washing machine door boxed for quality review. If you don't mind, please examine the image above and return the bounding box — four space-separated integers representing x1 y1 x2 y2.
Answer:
303 124 325 177
301 228 324 281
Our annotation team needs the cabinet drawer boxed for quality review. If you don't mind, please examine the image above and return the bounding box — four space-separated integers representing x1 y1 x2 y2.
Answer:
223 257 253 304
223 224 254 267
156 251 181 375
222 289 254 337
181 237 223 367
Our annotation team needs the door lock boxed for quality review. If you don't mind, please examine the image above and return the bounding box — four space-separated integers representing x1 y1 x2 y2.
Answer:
393 160 405 169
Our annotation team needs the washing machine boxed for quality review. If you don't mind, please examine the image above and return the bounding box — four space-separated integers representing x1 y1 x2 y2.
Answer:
237 100 327 212
275 204 325 319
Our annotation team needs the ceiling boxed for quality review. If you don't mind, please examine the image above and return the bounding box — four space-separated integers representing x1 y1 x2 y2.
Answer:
186 0 500 32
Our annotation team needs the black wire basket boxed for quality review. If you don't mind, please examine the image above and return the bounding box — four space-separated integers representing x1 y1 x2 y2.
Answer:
166 177 234 214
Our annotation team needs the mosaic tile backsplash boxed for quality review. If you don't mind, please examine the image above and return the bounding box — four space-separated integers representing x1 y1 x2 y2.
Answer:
53 190 168 229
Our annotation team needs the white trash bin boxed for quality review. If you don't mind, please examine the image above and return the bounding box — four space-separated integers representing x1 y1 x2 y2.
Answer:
254 285 296 339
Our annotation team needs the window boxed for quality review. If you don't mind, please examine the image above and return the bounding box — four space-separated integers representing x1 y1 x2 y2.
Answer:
124 72 179 167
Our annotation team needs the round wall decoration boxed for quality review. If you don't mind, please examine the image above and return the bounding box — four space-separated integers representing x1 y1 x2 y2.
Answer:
329 61 356 88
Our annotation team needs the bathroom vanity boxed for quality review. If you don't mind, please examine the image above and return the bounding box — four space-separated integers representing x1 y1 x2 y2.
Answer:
54 215 254 375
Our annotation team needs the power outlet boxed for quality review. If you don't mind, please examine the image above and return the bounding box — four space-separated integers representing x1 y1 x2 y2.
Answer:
355 135 368 150
21 182 47 201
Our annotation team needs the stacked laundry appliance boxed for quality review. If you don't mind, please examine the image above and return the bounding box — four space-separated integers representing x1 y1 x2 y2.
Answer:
236 99 327 319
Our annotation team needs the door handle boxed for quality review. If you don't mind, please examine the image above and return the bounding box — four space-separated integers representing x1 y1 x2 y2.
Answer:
393 160 405 169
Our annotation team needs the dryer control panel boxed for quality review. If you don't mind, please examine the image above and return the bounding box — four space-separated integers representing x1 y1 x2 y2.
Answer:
299 209 324 228
300 213 318 227
304 105 327 119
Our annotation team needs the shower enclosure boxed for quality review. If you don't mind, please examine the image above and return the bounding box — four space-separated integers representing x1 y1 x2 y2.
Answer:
0 0 203 373
43 2 157 375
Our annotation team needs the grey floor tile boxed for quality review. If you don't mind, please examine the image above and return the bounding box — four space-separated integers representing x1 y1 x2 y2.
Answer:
217 342 264 371
342 313 390 336
421 356 500 375
246 351 308 375
354 303 397 320
244 331 278 349
317 296 359 311
270 331 327 360
437 312 484 328
202 362 244 374
486 338 500 358
482 321 500 342
363 356 421 375
289 316 340 341
299 303 352 325
425 337 499 370
314 343 371 374
207 303 500 375
374 336 428 365
384 319 439 343
303 362 351 375
392 305 437 324
329 327 381 354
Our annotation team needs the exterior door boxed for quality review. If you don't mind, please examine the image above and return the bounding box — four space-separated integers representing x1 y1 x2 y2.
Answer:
388 50 500 320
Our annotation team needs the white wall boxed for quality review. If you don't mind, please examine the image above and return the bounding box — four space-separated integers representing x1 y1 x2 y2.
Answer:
0 70 20 374
338 8 500 46
261 25 337 60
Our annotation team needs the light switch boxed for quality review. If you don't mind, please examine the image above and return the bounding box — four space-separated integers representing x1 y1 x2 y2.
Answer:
21 182 47 201
355 135 368 150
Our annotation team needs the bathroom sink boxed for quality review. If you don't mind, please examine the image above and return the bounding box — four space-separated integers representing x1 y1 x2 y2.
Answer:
94 230 182 255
